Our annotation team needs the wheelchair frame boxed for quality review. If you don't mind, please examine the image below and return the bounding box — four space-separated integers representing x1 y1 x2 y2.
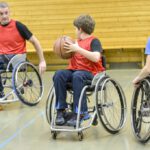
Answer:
46 72 127 140
131 77 150 143
0 54 44 106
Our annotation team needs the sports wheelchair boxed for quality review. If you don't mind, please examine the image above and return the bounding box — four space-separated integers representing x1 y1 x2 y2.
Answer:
0 54 43 106
131 77 150 143
46 58 127 141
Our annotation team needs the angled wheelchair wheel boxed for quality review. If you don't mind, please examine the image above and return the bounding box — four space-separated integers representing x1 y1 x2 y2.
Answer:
46 85 55 124
46 85 73 125
12 62 43 106
95 76 127 134
131 78 150 143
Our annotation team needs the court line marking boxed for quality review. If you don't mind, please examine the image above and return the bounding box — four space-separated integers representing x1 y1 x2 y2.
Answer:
0 111 26 132
0 111 44 149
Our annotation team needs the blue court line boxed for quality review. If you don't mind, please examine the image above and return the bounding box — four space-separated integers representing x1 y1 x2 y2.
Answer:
0 111 44 149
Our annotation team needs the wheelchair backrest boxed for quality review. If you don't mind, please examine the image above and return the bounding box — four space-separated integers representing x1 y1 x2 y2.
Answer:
101 55 106 69
89 55 106 86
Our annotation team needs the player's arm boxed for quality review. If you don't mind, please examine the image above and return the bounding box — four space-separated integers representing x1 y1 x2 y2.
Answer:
28 35 46 74
28 35 45 63
77 38 102 62
133 55 150 85
64 38 102 63
133 38 150 85
16 21 46 74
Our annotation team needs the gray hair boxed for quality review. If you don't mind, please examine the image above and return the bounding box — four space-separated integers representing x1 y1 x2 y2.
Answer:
0 2 9 8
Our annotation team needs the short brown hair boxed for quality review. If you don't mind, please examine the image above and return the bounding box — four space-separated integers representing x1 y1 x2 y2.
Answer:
73 14 95 34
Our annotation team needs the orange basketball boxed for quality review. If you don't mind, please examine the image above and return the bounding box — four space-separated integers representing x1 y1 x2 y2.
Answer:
53 35 75 59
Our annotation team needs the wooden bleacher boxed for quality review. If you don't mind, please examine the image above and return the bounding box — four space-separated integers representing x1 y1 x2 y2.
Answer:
7 0 150 70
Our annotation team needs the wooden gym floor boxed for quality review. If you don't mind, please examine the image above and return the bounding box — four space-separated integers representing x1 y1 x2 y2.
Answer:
0 70 149 150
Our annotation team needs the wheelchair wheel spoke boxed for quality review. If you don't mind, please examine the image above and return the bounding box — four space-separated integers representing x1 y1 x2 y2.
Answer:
131 78 150 143
104 82 122 127
96 76 126 134
13 62 43 106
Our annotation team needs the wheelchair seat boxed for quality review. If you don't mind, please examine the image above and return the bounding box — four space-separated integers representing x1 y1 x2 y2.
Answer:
66 79 95 92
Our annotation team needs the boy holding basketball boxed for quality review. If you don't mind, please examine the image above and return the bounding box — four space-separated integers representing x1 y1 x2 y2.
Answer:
53 14 105 126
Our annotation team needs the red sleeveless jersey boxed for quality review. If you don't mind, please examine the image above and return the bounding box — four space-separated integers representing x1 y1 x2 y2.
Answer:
67 36 105 75
0 20 26 54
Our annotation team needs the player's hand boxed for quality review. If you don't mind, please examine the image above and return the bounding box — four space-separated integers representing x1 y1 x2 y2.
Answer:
39 60 46 75
64 41 80 53
132 76 140 87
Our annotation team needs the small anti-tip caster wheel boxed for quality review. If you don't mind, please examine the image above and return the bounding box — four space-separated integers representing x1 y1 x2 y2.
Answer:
51 131 57 140
78 132 83 141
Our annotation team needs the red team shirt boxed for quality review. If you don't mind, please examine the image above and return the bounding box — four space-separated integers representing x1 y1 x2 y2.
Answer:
0 20 27 54
68 36 105 75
